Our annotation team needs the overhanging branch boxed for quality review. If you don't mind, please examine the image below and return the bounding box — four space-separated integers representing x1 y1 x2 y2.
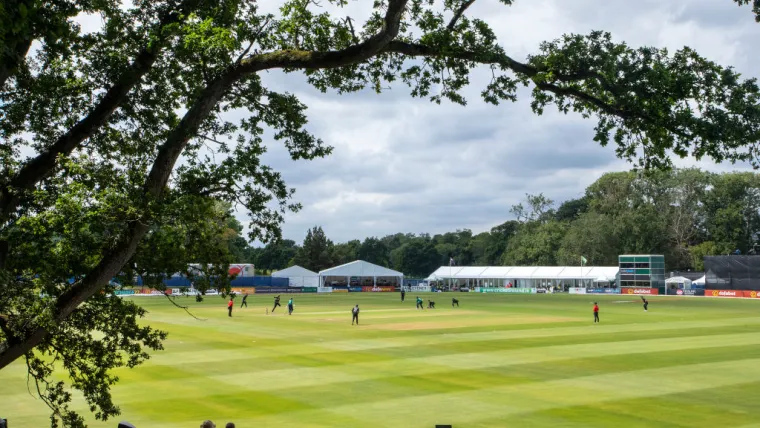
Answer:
0 0 205 225
0 0 411 371
382 40 635 118
447 0 477 30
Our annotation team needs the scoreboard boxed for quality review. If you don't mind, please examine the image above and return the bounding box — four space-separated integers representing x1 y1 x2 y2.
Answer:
618 255 665 288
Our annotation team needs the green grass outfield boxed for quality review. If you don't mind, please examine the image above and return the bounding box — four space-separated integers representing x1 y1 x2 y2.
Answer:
3 293 760 427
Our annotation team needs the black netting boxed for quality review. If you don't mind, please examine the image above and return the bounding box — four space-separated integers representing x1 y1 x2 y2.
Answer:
705 256 760 290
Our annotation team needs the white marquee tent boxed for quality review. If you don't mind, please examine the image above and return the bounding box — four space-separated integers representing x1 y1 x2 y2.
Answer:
271 265 319 287
319 260 404 287
426 265 619 288
693 275 706 286
665 276 693 288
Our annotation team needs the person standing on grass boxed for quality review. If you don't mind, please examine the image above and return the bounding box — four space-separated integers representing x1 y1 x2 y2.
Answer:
641 296 649 312
401 287 406 302
352 304 360 325
288 297 294 315
227 297 234 317
240 292 248 308
272 295 281 313
593 302 600 323
452 297 459 307
416 296 424 310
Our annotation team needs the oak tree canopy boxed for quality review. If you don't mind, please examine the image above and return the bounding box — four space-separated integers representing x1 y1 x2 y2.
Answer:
1 0 759 425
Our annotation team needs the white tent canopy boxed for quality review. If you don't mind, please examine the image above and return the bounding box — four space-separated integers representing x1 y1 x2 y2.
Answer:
693 275 706 285
425 265 619 289
319 260 403 287
666 276 692 287
428 266 619 281
272 265 318 287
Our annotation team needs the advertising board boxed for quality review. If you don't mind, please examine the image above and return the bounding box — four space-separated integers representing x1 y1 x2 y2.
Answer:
602 288 621 294
706 289 760 298
569 287 586 294
621 287 659 295
706 289 741 298
480 287 536 294
348 287 362 292
302 287 318 293
317 287 333 293
332 289 348 293
255 287 289 294
231 287 255 294
410 285 431 292
362 286 394 292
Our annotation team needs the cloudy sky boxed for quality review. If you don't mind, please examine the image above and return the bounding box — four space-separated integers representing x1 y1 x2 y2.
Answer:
246 0 760 245
71 1 760 245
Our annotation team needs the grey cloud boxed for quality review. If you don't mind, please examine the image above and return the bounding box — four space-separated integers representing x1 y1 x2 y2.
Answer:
237 0 760 245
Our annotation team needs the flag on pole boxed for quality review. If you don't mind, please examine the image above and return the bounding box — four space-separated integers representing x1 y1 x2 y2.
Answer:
581 256 587 265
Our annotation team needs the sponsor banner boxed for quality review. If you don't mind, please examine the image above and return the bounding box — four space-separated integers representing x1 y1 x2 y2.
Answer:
480 287 536 294
673 289 704 296
362 286 394 292
706 289 742 298
230 287 255 294
603 288 621 294
317 287 333 293
622 287 659 295
332 289 348 293
114 290 135 295
410 285 431 292
302 287 318 293
587 288 604 294
536 289 547 294
348 287 362 292
255 287 289 294
706 290 760 298
506 288 536 294
569 287 586 295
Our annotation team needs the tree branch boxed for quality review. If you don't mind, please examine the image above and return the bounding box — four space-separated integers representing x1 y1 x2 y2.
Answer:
162 293 207 321
238 0 407 73
381 40 635 118
447 0 477 31
0 38 33 89
0 0 410 371
0 0 204 225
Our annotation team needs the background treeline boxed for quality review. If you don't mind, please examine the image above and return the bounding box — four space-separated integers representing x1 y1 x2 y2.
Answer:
232 169 760 277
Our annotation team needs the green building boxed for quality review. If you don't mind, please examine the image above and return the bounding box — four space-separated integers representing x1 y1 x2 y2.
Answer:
618 255 665 288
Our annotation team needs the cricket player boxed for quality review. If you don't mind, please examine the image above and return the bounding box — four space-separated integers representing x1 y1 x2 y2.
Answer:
452 297 459 307
288 297 294 315
401 288 406 302
240 292 248 308
593 302 600 323
641 296 648 312
271 295 281 313
416 296 424 310
352 305 360 325
427 300 436 309
227 297 233 317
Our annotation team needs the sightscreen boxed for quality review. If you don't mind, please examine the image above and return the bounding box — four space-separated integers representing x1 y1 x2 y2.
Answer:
704 255 760 290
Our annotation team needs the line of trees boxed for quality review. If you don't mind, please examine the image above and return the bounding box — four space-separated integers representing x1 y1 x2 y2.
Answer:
244 169 760 276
